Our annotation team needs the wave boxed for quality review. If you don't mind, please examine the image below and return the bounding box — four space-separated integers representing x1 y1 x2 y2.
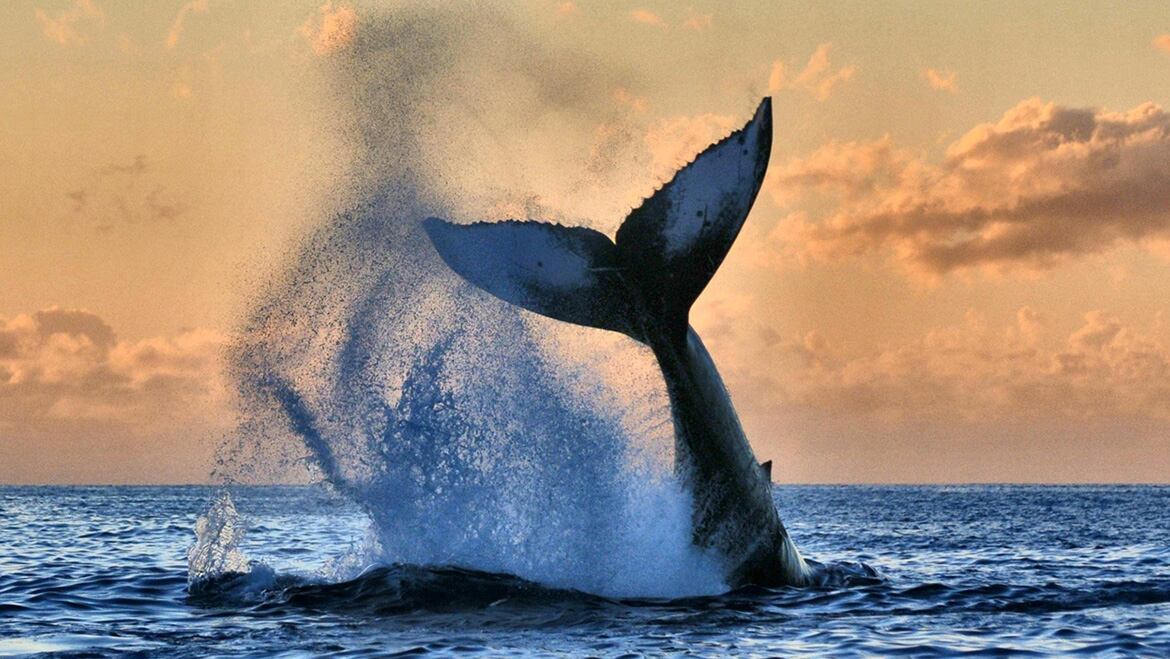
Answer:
185 557 1170 627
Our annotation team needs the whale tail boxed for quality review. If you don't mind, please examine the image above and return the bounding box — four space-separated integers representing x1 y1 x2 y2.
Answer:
422 97 772 348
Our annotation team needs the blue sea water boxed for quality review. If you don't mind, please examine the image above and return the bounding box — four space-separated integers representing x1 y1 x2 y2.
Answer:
1 485 1168 657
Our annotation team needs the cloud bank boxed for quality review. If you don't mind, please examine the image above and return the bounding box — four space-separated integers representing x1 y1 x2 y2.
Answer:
700 300 1170 427
0 308 229 482
773 99 1170 276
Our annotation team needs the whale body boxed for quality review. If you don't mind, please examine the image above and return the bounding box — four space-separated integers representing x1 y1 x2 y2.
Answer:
422 98 810 588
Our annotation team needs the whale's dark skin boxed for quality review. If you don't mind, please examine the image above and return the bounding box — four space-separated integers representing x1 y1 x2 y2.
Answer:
423 98 810 588
651 327 809 586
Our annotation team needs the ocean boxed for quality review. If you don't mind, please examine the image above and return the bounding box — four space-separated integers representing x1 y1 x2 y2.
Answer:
1 484 1167 656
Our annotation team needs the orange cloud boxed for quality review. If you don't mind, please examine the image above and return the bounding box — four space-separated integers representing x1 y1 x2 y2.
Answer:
767 61 785 93
643 113 737 175
702 300 1170 426
172 80 193 99
34 0 103 46
612 86 647 113
629 9 665 27
0 308 228 434
1153 34 1170 54
556 1 578 16
768 135 908 206
165 0 208 49
818 309 1170 422
767 43 856 101
773 98 1170 276
924 67 957 93
682 13 712 31
300 2 357 55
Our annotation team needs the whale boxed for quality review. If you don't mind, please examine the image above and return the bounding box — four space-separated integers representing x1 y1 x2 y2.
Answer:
422 97 811 588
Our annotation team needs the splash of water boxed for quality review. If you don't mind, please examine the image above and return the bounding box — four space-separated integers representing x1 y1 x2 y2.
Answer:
215 7 727 598
220 187 725 597
186 492 251 587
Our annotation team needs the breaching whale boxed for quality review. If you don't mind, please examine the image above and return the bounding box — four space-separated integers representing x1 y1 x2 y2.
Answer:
423 97 811 588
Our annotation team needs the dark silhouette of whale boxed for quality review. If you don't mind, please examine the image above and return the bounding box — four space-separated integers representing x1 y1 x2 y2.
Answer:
423 98 810 588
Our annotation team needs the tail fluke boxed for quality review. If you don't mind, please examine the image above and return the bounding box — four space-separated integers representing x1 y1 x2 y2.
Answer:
422 218 640 340
424 97 773 347
615 98 772 345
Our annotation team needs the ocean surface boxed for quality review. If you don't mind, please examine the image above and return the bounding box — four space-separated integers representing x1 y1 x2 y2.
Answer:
1 485 1168 657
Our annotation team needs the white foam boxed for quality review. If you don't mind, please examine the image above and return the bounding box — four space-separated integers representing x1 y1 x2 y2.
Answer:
186 492 251 585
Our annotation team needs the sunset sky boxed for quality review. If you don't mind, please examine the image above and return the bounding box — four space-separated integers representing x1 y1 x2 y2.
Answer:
4 0 1170 483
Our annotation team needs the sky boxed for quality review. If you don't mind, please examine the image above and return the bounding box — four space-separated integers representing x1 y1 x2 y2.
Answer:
4 0 1170 483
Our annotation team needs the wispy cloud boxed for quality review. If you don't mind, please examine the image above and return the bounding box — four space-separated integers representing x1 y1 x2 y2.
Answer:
100 154 147 175
34 0 103 46
172 80 193 99
924 67 957 93
771 98 1170 277
612 86 647 113
629 9 666 27
681 12 712 31
116 33 142 55
165 0 208 49
299 2 357 55
1154 34 1170 54
556 1 578 17
64 155 187 231
768 43 856 101
766 135 906 208
626 7 714 31
643 113 737 174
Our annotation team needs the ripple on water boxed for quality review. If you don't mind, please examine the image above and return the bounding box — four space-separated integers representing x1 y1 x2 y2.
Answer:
0 485 1168 657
